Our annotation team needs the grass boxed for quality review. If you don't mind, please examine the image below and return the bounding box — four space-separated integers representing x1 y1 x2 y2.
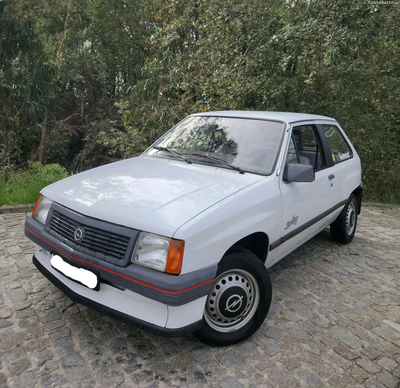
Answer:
0 162 69 206
363 192 400 206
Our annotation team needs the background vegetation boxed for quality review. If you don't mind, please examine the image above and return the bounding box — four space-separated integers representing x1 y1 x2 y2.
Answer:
0 162 68 205
1 0 399 204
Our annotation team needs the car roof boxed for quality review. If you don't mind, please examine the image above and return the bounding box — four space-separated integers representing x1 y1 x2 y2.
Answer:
191 111 336 125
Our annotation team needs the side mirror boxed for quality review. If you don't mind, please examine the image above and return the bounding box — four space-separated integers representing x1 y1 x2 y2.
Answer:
283 163 315 183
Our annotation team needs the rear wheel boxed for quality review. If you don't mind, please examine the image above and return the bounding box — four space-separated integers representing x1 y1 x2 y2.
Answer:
194 250 272 346
330 194 358 244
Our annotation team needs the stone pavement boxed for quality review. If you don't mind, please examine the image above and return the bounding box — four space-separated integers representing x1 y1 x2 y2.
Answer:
0 206 399 388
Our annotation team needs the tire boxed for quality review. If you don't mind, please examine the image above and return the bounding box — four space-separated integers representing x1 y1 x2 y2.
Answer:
330 194 358 244
194 250 272 346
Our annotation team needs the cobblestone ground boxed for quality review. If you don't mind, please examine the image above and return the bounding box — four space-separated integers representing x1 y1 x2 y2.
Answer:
0 206 399 388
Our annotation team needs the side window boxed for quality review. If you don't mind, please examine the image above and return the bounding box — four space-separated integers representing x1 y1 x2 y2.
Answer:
286 137 299 164
322 125 353 164
292 125 326 170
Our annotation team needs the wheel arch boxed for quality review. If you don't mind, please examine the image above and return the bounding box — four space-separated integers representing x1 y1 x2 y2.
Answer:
223 232 269 264
352 184 363 214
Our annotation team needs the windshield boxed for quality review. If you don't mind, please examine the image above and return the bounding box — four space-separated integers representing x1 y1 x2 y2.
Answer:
144 116 285 175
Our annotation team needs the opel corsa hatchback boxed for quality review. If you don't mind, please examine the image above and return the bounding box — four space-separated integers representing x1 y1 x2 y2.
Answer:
25 111 362 345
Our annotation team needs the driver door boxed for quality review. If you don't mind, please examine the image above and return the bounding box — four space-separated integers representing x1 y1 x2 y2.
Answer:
273 124 335 260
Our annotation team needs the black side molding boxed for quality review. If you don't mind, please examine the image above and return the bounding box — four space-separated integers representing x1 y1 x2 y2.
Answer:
33 256 203 338
269 199 347 251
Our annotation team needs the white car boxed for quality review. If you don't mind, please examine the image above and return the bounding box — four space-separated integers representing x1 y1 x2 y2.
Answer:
25 111 362 345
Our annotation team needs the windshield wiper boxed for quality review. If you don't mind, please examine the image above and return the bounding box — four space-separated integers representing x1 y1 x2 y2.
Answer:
153 146 192 164
188 152 244 174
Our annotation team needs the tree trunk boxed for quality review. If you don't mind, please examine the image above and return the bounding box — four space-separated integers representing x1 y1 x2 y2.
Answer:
4 128 11 181
38 117 47 165
80 93 84 117
56 0 74 64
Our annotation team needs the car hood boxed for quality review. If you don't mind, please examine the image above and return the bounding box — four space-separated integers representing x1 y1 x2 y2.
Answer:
42 156 264 236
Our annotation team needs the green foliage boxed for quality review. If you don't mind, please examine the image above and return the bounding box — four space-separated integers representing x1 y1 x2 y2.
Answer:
0 162 69 205
70 116 145 172
42 120 73 165
1 0 399 204
0 0 57 168
123 0 400 203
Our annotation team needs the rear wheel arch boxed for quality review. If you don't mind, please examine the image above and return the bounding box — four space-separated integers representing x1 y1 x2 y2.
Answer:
352 185 362 215
331 194 358 244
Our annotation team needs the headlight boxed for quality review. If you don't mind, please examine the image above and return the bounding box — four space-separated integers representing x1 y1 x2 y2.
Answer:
132 232 184 275
33 195 53 224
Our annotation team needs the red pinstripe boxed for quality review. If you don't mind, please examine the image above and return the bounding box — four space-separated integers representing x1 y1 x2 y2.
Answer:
25 226 213 294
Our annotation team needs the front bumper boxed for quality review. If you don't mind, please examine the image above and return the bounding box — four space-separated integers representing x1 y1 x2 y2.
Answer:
26 215 218 337
33 247 205 336
25 216 217 306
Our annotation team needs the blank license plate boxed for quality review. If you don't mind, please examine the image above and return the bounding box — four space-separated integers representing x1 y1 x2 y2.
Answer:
51 254 99 290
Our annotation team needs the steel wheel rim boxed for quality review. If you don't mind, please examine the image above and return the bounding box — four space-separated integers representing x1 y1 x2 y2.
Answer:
346 201 356 236
204 269 260 333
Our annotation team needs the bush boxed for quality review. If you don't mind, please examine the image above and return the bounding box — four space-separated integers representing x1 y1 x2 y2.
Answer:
0 162 69 206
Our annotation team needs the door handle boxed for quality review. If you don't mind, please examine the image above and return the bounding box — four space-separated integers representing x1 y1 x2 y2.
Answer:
328 174 335 180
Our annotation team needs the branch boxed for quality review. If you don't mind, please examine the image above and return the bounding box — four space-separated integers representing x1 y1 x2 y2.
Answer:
63 112 81 123
121 18 150 56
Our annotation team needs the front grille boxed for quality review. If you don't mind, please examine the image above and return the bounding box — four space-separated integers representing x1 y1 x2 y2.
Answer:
47 206 136 265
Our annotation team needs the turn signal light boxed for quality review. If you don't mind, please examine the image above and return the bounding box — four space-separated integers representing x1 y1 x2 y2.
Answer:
165 240 185 275
32 194 42 218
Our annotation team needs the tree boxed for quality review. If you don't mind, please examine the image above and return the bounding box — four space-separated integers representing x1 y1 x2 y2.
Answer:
0 0 56 175
2 0 399 202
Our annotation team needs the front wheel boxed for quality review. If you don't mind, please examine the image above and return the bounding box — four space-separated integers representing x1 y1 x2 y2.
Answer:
194 250 272 346
330 194 358 244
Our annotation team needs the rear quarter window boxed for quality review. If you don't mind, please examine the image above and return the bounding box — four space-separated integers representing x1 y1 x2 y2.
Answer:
322 125 353 164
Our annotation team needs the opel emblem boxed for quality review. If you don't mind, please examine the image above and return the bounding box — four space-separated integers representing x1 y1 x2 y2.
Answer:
74 227 84 242
225 294 243 313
